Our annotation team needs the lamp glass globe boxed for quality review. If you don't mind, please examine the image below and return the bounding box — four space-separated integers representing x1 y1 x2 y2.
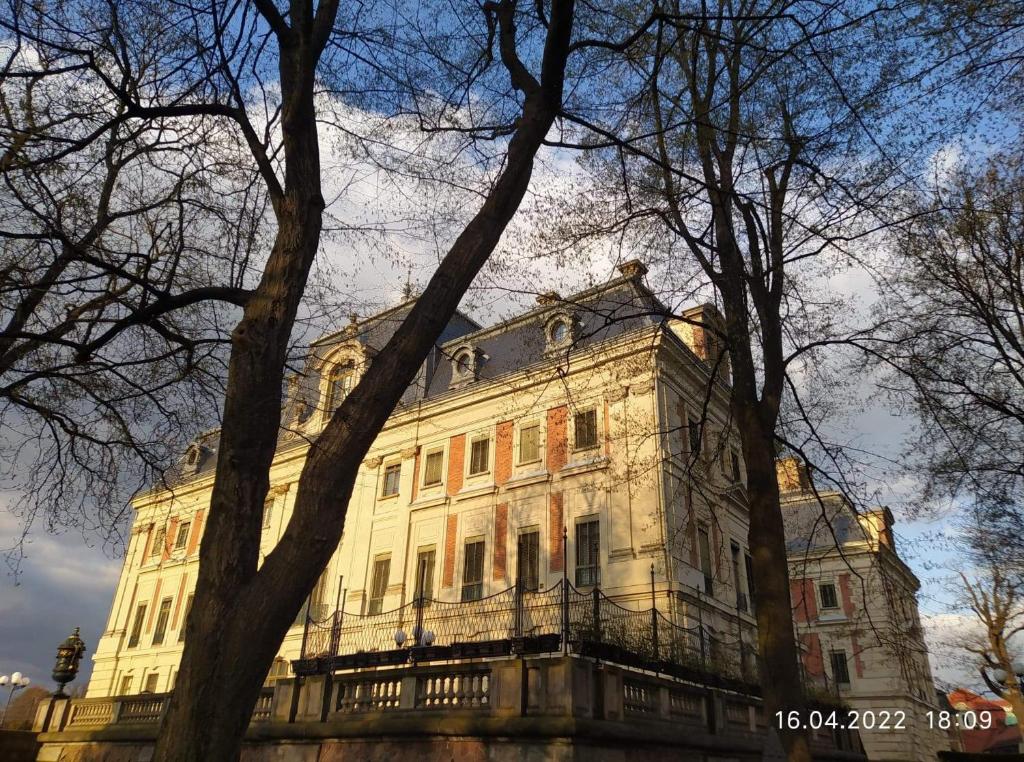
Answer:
20 677 30 686
11 671 21 683
0 676 8 686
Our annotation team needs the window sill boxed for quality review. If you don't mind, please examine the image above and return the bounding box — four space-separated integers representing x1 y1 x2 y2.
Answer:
410 494 447 510
561 455 609 477
504 470 550 489
454 483 498 501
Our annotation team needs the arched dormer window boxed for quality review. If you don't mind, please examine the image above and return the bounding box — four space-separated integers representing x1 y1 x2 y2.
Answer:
325 360 356 412
450 345 484 389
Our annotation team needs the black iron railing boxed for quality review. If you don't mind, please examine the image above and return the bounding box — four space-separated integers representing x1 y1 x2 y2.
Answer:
295 576 758 692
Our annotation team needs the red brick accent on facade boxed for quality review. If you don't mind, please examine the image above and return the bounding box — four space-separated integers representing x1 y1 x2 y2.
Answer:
186 510 204 557
146 579 162 633
442 514 458 587
495 421 514 486
851 634 865 678
447 434 465 496
546 406 567 473
411 450 421 502
171 574 188 629
791 578 817 622
493 503 508 580
162 518 179 561
549 492 564 572
800 632 824 677
838 573 855 617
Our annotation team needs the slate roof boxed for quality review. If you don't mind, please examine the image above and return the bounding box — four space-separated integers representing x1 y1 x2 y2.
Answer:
157 272 670 489
781 490 867 554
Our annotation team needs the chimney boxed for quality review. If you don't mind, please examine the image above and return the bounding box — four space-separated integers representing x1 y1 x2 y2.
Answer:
680 304 731 384
617 259 648 280
776 456 811 493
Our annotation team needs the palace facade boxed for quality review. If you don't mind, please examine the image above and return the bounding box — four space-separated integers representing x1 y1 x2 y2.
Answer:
86 260 759 700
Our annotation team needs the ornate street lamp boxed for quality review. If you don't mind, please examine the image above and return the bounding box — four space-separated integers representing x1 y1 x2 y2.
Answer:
0 671 31 726
981 658 1024 737
51 627 87 698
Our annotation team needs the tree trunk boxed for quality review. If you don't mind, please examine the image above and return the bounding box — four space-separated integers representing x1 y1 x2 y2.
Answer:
153 3 575 759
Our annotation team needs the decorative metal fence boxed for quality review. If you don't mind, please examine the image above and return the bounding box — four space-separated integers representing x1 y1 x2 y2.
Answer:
295 577 758 692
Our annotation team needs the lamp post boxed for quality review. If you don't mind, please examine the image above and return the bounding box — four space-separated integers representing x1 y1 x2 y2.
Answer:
980 659 1024 751
0 672 31 727
51 627 87 697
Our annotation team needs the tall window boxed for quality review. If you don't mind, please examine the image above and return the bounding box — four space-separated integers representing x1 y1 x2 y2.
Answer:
423 449 444 487
575 520 600 587
118 675 133 695
698 527 713 595
819 582 839 610
381 463 401 497
744 553 756 614
309 571 330 620
519 424 540 464
730 450 742 481
127 603 147 648
174 521 191 551
830 650 851 686
150 527 166 559
262 496 275 529
152 598 172 645
574 409 598 450
178 594 193 642
731 542 746 611
414 548 435 604
462 539 485 601
469 437 490 475
326 360 355 411
687 416 702 455
518 531 540 591
143 673 160 693
367 556 390 615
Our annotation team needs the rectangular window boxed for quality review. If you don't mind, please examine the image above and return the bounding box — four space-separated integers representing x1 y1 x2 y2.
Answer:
469 438 490 475
575 520 600 587
367 556 390 615
687 416 702 455
731 542 746 611
819 582 839 610
423 450 444 487
698 527 713 595
152 597 173 645
127 603 147 648
830 650 851 685
744 553 756 614
309 570 329 620
461 539 485 601
382 463 401 497
730 450 742 481
174 521 191 551
414 548 436 603
150 527 166 558
118 675 133 695
262 496 274 529
519 424 540 463
178 594 193 642
143 673 160 693
574 409 598 450
518 530 540 591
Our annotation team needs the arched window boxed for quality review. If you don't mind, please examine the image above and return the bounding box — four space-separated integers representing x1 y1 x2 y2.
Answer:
326 360 355 411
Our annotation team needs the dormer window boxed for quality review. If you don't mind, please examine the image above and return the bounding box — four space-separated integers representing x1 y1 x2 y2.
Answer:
325 360 356 411
450 345 484 389
181 443 206 474
544 311 577 353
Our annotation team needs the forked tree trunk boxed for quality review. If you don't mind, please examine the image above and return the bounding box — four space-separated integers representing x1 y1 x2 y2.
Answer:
153 2 576 760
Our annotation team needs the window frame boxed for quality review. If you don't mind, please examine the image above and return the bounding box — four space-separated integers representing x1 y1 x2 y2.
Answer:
262 496 275 529
118 674 133 696
149 527 166 559
414 546 436 605
325 359 356 413
517 529 541 591
468 436 491 476
574 518 601 587
174 521 191 551
367 555 391 615
698 526 714 596
143 672 160 694
517 422 542 465
152 597 173 646
572 408 599 452
178 594 193 642
819 581 840 611
830 649 851 685
422 448 445 488
461 537 486 601
127 602 147 649
381 461 402 498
